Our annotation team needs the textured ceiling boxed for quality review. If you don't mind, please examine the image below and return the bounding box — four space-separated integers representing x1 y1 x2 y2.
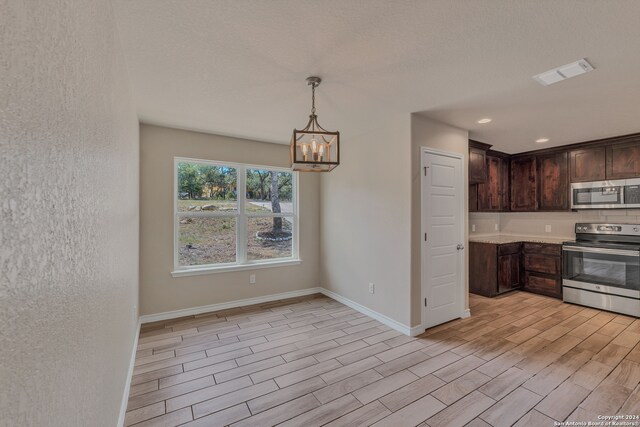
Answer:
114 0 640 153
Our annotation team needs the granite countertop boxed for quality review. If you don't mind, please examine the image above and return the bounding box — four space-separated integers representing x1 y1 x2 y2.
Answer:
469 234 570 245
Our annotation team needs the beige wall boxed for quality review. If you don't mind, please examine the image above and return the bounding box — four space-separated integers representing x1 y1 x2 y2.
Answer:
0 1 139 425
320 115 413 327
411 115 470 327
139 124 320 315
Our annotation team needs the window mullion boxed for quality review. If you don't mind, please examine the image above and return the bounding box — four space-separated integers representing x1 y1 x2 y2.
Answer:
237 165 247 264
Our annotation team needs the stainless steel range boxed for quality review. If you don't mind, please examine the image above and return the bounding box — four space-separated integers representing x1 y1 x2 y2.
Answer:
562 223 640 317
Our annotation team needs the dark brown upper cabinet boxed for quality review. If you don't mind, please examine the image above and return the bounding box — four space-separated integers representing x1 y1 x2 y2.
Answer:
510 156 537 211
469 184 478 212
477 156 502 211
500 155 510 211
469 133 640 212
606 140 640 179
569 147 606 182
477 154 509 211
469 140 491 184
537 152 569 210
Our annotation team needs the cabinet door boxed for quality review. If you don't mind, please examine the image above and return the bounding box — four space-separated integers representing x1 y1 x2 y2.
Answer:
469 242 497 297
500 158 510 211
606 141 640 179
469 184 478 212
498 253 521 293
538 152 569 210
510 157 537 211
477 156 501 211
469 148 487 183
569 147 606 182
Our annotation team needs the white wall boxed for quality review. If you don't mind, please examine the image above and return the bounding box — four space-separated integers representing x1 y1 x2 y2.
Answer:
411 115 469 326
139 124 321 316
0 1 139 426
320 114 412 327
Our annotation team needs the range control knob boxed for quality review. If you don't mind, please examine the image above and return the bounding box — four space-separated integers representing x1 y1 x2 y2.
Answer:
634 227 639 233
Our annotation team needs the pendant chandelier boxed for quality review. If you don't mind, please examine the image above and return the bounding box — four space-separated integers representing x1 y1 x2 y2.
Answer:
290 76 340 172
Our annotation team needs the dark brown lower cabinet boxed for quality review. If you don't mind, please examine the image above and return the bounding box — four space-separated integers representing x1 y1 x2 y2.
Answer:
470 240 562 299
470 242 521 297
522 243 562 299
498 253 521 294
523 272 561 298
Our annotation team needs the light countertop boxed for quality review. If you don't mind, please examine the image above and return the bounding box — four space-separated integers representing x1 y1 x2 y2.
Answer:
469 234 570 245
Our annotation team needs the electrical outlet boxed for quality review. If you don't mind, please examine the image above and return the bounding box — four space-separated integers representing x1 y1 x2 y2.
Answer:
249 274 256 284
368 283 375 294
472 224 476 232
494 223 499 231
545 224 551 233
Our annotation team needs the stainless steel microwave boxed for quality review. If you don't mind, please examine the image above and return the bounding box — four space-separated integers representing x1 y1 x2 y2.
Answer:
571 178 640 209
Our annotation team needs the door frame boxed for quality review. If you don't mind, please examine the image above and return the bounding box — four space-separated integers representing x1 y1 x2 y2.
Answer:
421 147 466 331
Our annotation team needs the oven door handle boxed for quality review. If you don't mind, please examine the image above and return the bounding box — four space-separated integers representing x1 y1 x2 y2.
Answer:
562 245 640 257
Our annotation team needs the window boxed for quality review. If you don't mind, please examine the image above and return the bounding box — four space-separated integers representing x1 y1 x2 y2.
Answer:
173 158 298 275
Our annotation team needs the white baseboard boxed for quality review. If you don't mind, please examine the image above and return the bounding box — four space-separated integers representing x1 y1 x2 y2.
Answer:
409 325 426 337
461 308 471 318
138 286 417 337
139 287 322 324
118 319 141 427
318 288 415 336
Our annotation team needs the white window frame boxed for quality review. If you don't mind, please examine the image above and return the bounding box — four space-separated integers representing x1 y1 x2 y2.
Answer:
172 157 300 277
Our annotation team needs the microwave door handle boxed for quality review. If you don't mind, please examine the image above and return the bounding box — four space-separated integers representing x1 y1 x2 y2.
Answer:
562 245 640 257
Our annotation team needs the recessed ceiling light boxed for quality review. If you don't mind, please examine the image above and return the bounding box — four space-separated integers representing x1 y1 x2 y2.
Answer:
477 118 492 124
536 138 550 143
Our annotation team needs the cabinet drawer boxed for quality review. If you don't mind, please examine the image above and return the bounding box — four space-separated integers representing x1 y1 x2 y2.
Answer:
523 242 561 256
498 243 521 256
524 254 560 275
524 272 562 298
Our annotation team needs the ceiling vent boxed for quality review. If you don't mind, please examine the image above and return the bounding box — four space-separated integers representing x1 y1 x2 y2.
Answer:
533 59 595 86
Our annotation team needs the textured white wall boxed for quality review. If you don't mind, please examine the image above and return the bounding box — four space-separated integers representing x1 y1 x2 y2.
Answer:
320 114 412 327
0 1 139 426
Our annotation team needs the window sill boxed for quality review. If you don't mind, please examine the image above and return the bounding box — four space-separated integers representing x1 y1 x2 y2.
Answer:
171 259 302 277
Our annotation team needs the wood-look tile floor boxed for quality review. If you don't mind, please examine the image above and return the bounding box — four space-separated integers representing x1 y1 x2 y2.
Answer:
125 292 640 427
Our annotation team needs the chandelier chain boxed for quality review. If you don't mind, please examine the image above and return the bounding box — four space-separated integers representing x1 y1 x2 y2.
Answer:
311 84 316 114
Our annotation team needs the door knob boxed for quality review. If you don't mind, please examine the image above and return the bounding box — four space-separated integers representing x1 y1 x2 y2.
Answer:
457 244 465 250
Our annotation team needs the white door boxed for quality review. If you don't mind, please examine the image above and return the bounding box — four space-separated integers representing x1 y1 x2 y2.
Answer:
422 149 464 329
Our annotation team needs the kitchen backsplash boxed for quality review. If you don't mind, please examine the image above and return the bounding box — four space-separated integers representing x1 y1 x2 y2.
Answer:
470 210 640 239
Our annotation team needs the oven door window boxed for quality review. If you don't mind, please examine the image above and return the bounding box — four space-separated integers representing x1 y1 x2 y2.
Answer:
563 248 640 290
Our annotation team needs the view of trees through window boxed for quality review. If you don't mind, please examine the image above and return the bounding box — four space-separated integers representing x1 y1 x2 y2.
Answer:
176 161 295 267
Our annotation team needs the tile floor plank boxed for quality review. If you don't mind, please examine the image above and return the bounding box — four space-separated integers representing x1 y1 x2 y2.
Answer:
371 394 445 427
323 400 391 427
